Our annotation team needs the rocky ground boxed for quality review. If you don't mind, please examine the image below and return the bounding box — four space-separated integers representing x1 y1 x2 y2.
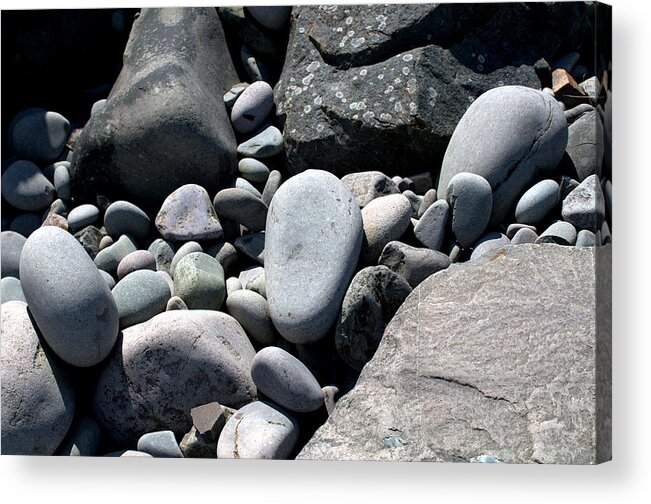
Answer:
1 5 611 462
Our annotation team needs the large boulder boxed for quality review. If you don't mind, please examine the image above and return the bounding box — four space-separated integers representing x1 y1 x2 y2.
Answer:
71 8 239 207
298 244 610 464
274 3 588 178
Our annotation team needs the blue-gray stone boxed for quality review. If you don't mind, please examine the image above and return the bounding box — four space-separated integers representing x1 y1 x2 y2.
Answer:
147 238 177 275
515 179 560 225
9 212 42 238
137 430 183 458
104 200 150 239
1 160 55 211
94 234 138 275
414 199 449 251
417 188 438 218
511 227 538 246
506 223 537 239
67 204 100 232
223 83 249 108
361 193 412 264
116 250 157 280
112 269 171 328
20 226 119 367
378 241 451 288
10 109 70 162
53 163 71 200
576 229 596 247
261 169 282 207
446 172 492 248
99 269 116 290
1 231 26 278
235 177 263 199
173 252 225 310
226 289 275 345
239 158 270 184
1 277 26 303
566 108 604 182
234 233 265 265
237 125 284 158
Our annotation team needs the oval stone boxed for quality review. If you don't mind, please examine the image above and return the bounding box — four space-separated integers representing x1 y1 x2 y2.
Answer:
515 179 560 225
20 226 119 367
10 109 70 162
169 241 202 278
446 172 493 248
173 252 225 310
231 80 274 134
67 204 100 232
104 200 151 239
438 86 568 227
217 401 299 459
265 169 363 344
1 277 26 304
239 158 270 184
213 188 268 232
250 347 324 413
1 160 55 211
94 234 138 275
93 310 257 446
226 289 275 345
237 125 284 158
112 269 171 328
361 193 412 264
155 184 223 241
1 230 26 278
1 301 75 455
116 249 157 280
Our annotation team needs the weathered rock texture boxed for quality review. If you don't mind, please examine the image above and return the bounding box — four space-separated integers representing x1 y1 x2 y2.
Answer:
299 244 610 464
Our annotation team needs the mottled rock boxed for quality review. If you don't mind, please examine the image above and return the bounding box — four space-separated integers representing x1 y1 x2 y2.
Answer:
561 174 606 231
94 234 138 275
148 238 177 275
213 188 268 232
73 225 105 259
67 204 99 232
137 431 183 458
41 213 68 231
417 189 437 218
265 170 363 344
20 226 119 367
361 194 412 264
1 160 55 211
169 241 202 278
341 171 399 207
113 269 171 328
1 302 75 455
104 201 150 240
155 184 223 241
576 229 597 247
378 241 450 288
93 310 257 446
446 173 492 248
226 289 275 345
173 252 225 310
414 199 449 251
223 82 249 108
1 231 26 279
336 266 412 371
298 244 607 463
515 179 560 225
536 221 577 246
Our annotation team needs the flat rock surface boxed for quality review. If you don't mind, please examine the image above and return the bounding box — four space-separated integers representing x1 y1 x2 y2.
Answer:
299 244 605 463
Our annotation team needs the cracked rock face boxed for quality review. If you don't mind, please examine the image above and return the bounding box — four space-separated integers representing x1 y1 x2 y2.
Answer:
274 3 588 178
298 244 608 463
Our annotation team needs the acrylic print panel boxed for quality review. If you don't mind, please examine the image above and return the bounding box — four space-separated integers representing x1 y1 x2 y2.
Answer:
0 2 611 463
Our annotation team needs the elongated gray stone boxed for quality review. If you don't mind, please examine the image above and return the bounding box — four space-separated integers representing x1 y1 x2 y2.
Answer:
53 163 71 200
566 108 604 181
1 301 75 455
67 204 100 232
265 170 363 344
20 226 119 367
417 189 438 218
93 310 257 446
239 158 270 185
226 289 275 345
137 431 183 458
231 81 274 134
116 250 156 280
536 221 577 245
470 232 512 261
1 277 26 303
515 179 560 225
9 109 70 163
446 172 492 248
169 241 202 278
155 184 223 241
236 177 263 199
113 269 171 328
262 170 282 207
147 238 177 275
438 86 568 227
414 199 449 251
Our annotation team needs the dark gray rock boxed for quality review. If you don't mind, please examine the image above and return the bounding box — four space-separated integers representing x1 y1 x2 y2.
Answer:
148 238 177 275
298 244 607 463
113 269 170 328
55 416 101 456
173 252 225 310
233 232 264 263
137 431 183 458
240 45 270 83
536 221 577 246
251 347 324 413
217 401 299 459
414 199 449 251
10 212 42 238
1 160 55 211
378 241 450 288
45 198 70 219
70 8 239 206
336 266 412 371
560 176 580 200
94 234 138 275
104 200 150 240
231 81 274 135
361 194 412 264
9 108 70 163
566 108 604 182
239 158 271 185
446 172 492 248
180 427 217 458
261 169 282 206
169 241 202 278
1 301 75 455
438 86 567 227
341 171 399 208
226 289 274 346
155 184 223 241
93 310 257 446
265 170 363 344
67 204 100 232
20 226 119 367
561 174 606 231
204 240 238 275
470 232 512 261
511 227 538 246
1 231 26 278
0 277 26 303
515 179 560 225
73 225 105 260
213 188 268 233
117 250 156 280
237 125 284 159
246 6 291 30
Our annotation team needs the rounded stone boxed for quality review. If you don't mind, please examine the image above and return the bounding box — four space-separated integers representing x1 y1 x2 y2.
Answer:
414 199 449 251
515 179 560 225
169 241 203 278
536 221 577 245
262 169 282 206
1 277 26 304
173 252 225 310
91 99 107 117
336 266 413 371
417 188 438 218
73 225 105 259
137 431 183 458
245 6 292 30
166 296 188 311
104 200 151 239
117 250 157 280
470 232 512 261
226 289 275 345
206 240 239 275
236 177 263 198
1 231 26 278
234 232 265 265
10 212 43 237
506 223 537 239
217 401 299 459
1 160 55 211
67 204 100 232
224 83 249 108
237 125 284 158
226 277 242 296
341 170 400 207
265 169 363 344
231 81 274 134
438 86 568 227
147 238 177 275
1 301 75 455
53 163 71 200
446 172 493 248
511 227 539 246
112 269 171 328
251 347 324 413
10 109 71 162
576 229 597 247
94 234 138 275
20 226 119 367
361 193 412 264
239 157 271 184
93 310 257 446
213 188 268 232
155 184 223 241
99 235 114 250
378 241 451 288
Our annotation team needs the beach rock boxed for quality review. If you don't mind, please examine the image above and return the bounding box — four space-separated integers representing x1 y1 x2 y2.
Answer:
231 81 274 135
148 238 177 275
73 225 104 259
213 188 268 233
204 241 238 275
226 289 275 346
53 163 71 200
414 199 449 251
1 231 26 278
1 277 26 303
446 173 492 248
536 221 577 246
1 160 55 211
378 241 450 288
506 223 537 239
236 177 263 199
41 213 68 231
112 269 171 328
20 226 119 367
417 189 437 218
336 266 412 371
70 8 238 206
93 310 257 446
191 402 232 441
566 107 604 181
94 234 138 275
217 401 299 459
155 184 223 241
169 241 203 278
9 108 70 162
56 416 102 456
173 252 225 310
104 201 150 240
166 296 188 311
45 198 70 218
223 83 249 108
237 125 284 158
10 212 42 237
1 301 75 455
251 347 324 413
361 194 412 264
117 250 156 280
180 427 217 458
515 179 560 225
438 86 568 227
137 431 183 458
239 158 271 184
298 244 607 463
511 228 539 246
262 170 282 206
265 170 363 344
470 232 512 261
341 171 399 207
561 174 606 231
226 277 242 296
576 229 597 247
67 204 99 232
402 190 422 218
